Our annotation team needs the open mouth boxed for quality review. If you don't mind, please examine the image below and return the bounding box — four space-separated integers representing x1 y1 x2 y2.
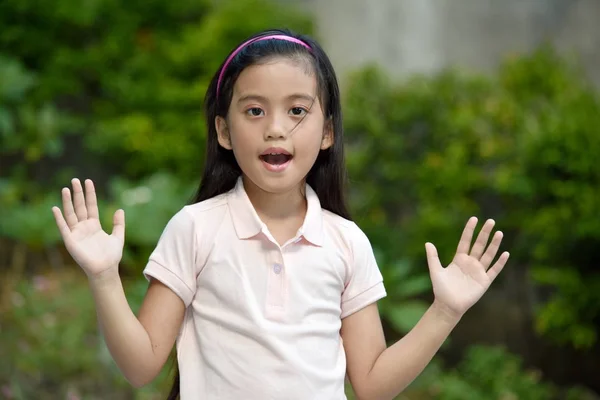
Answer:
259 153 293 165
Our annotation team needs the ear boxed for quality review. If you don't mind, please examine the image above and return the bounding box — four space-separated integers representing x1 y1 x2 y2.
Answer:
215 116 233 150
320 118 334 150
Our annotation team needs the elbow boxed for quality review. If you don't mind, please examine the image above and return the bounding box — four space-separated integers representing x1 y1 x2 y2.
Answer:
351 382 373 400
355 392 389 400
354 391 378 400
129 379 148 389
127 374 154 389
123 367 161 389
353 391 369 400
353 382 391 400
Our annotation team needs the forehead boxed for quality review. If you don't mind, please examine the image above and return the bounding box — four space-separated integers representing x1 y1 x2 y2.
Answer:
232 57 318 99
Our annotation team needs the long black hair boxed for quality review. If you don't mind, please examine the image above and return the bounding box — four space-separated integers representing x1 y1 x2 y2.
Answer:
166 28 350 400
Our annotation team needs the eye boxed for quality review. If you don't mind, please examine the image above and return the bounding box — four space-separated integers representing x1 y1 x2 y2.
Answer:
289 107 308 116
246 107 264 117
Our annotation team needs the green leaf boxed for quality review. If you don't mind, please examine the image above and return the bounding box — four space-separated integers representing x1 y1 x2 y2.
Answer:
395 275 432 298
0 105 13 137
386 300 429 333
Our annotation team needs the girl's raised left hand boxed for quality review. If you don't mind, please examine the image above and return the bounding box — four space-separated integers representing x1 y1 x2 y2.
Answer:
425 217 510 320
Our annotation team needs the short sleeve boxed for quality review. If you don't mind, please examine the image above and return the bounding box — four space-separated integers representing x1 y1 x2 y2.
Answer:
143 207 198 307
340 225 387 319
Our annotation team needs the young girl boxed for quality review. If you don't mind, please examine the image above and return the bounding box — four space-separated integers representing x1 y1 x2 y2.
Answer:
52 29 509 400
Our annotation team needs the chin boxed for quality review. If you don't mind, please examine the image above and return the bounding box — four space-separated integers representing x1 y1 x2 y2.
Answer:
243 171 307 195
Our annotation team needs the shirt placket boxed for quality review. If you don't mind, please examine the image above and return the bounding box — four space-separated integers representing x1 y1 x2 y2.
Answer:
265 246 286 320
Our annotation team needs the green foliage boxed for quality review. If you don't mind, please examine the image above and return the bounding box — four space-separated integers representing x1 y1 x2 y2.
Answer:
376 253 431 334
2 271 121 399
0 191 61 249
532 266 600 349
0 270 172 399
344 47 600 349
429 345 590 400
347 345 599 400
0 55 74 160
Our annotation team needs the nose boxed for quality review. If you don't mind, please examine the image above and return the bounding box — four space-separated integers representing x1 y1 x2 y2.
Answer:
264 112 289 140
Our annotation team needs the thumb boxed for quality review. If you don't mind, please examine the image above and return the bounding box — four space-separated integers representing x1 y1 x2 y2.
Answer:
425 242 442 272
111 209 126 241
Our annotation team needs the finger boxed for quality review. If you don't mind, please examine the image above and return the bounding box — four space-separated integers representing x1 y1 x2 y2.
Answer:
111 209 126 241
486 252 510 282
425 242 443 272
480 230 504 269
470 219 495 259
85 179 99 219
456 217 478 254
71 178 88 221
52 206 71 240
61 187 78 228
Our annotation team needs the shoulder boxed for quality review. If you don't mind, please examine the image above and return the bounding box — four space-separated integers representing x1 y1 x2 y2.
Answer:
160 193 230 240
153 194 232 270
321 210 374 255
182 193 229 222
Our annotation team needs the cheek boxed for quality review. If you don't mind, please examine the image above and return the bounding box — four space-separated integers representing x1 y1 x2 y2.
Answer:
292 136 325 168
231 135 255 163
227 120 254 147
296 120 326 149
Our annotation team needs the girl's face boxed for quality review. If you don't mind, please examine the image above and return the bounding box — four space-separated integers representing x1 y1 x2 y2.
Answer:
216 57 333 195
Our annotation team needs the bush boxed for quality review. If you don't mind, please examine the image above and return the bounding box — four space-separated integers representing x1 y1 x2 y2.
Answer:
429 345 596 400
0 269 168 399
343 48 600 349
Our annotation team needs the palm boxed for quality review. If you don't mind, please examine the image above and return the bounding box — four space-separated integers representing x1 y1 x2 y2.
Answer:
425 217 510 317
67 219 123 273
52 178 126 277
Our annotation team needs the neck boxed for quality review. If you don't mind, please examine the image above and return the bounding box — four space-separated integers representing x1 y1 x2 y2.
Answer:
242 176 307 223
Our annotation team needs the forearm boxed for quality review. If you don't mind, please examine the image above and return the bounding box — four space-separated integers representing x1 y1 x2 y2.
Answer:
360 301 460 400
89 269 159 387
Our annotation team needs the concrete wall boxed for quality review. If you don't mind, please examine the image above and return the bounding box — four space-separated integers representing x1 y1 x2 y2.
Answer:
305 0 600 86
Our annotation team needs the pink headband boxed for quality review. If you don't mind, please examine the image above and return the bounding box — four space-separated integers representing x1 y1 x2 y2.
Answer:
216 34 312 98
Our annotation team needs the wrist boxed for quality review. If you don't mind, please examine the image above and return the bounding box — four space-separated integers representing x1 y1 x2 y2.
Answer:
88 266 121 290
430 300 463 326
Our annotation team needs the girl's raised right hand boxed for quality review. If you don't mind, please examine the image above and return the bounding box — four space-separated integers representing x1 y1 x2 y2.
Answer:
52 178 125 280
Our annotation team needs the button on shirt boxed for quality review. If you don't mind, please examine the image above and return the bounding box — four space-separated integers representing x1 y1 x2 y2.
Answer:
143 177 387 400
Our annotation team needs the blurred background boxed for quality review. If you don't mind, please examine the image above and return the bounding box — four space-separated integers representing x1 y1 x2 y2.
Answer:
1 0 599 399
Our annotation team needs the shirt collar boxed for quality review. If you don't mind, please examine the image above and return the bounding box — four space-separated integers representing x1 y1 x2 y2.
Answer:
227 176 324 246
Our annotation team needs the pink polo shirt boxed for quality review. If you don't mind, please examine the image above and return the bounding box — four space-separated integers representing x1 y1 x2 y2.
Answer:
143 177 386 399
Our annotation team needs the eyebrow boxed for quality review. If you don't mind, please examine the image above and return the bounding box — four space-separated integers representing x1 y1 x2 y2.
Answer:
236 93 315 104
